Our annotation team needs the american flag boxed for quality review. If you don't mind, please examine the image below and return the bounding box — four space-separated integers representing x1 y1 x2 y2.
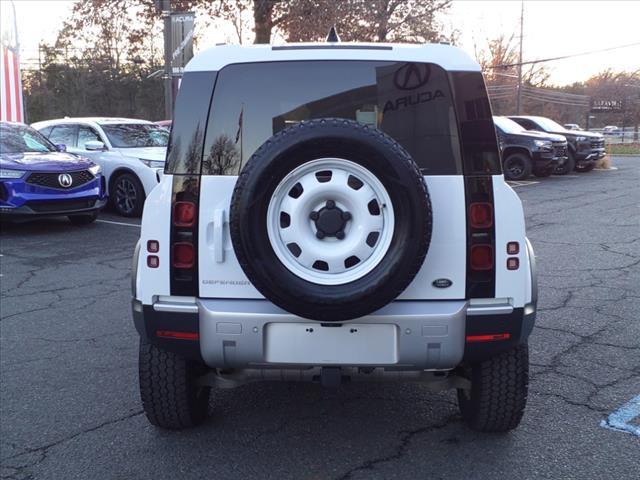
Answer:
0 46 24 122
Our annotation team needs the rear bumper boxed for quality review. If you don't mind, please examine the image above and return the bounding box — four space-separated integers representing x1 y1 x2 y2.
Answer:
133 297 537 370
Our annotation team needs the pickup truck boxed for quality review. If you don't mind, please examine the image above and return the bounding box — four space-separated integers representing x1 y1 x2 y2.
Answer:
508 116 605 174
494 116 568 180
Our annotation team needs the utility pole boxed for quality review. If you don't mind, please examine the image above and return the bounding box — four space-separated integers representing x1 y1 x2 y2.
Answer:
161 0 173 120
516 0 524 115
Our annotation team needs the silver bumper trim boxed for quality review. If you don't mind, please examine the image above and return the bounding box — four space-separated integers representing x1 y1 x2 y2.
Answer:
198 299 468 370
153 301 199 313
467 303 514 316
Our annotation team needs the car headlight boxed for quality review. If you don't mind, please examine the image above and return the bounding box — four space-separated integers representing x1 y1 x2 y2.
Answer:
534 140 552 149
139 159 165 169
576 136 588 142
89 164 102 175
0 169 26 179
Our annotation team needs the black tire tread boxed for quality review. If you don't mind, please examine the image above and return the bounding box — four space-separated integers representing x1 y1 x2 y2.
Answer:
138 340 209 430
458 344 529 432
503 152 532 181
554 151 576 175
110 172 145 217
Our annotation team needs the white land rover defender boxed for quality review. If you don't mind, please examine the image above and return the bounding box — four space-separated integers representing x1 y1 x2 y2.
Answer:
132 41 537 432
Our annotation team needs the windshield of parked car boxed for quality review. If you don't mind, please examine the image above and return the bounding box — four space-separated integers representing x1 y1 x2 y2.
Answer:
494 116 525 134
0 124 56 154
101 124 169 148
532 117 566 132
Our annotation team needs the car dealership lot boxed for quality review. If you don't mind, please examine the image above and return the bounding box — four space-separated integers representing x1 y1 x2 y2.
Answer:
1 157 639 480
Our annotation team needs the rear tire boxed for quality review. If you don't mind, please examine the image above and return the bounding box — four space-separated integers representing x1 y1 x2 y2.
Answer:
457 344 529 432
68 212 98 225
503 153 532 181
111 173 145 217
554 151 575 175
139 340 210 430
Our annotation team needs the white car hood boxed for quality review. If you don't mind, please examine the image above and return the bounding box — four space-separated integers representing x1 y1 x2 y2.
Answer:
117 146 167 162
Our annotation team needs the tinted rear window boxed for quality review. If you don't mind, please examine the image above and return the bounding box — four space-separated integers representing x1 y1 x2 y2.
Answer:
202 61 463 175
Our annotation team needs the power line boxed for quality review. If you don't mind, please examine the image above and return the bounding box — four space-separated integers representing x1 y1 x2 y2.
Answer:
490 42 640 69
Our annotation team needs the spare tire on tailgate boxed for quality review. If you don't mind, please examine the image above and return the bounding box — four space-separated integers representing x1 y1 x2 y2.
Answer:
230 118 432 321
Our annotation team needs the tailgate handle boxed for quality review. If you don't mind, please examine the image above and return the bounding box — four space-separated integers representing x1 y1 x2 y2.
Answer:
213 208 225 263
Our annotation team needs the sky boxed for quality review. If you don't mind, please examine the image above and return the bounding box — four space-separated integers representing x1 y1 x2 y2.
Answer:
2 0 639 86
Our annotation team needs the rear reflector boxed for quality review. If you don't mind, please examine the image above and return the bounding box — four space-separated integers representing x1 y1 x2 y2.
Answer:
469 203 493 229
507 257 520 270
147 240 159 253
172 242 194 268
147 255 159 268
466 333 511 343
507 241 519 255
470 244 493 271
156 330 199 340
173 201 196 227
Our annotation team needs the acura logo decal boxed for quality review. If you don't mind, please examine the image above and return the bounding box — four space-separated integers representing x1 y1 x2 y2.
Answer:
58 173 73 188
394 63 431 90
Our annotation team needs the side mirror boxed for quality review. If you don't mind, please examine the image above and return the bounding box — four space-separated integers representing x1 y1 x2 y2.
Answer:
85 140 106 151
55 144 67 152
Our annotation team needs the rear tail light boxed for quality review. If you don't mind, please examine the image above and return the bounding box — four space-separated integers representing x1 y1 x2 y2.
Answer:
507 257 519 270
469 203 493 228
470 244 493 271
173 201 196 227
507 241 519 255
466 333 511 343
147 240 159 253
147 255 159 268
172 242 195 269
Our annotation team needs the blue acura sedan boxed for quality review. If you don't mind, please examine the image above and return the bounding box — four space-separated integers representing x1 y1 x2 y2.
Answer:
0 122 107 224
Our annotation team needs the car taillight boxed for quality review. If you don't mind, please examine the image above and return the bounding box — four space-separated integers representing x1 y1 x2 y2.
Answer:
507 241 519 255
170 176 200 295
469 203 493 228
147 255 159 268
173 201 196 227
172 242 194 269
507 257 519 270
470 244 493 271
465 177 495 297
147 240 159 253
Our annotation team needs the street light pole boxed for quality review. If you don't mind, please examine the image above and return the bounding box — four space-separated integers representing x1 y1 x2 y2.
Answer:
162 0 173 120
516 0 524 115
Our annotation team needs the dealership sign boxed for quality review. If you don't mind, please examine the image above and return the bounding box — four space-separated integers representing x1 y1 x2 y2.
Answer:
591 99 623 112
171 12 194 74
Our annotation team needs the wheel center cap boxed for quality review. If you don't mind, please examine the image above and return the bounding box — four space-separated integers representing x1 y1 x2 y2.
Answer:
310 200 351 239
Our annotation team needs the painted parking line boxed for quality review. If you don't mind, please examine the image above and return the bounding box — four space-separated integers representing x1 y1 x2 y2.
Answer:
96 219 141 228
600 394 640 437
594 167 619 171
507 180 540 188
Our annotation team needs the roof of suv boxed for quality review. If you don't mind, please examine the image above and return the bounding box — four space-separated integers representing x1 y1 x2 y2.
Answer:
32 118 154 127
185 43 480 73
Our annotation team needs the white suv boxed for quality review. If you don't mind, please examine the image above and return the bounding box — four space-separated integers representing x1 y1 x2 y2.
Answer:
31 118 168 216
132 42 537 432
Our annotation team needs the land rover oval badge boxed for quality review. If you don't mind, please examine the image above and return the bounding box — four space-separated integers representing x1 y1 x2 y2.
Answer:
432 278 452 288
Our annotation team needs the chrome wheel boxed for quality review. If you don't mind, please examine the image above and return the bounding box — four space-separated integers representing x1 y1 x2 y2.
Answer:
266 158 395 285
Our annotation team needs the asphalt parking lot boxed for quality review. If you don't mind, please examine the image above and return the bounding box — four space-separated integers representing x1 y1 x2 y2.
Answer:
1 156 639 479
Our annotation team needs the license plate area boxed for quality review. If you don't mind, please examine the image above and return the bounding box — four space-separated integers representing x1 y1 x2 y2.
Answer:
264 323 398 365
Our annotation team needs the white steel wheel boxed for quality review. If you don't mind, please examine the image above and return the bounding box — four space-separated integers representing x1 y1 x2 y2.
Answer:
266 158 395 285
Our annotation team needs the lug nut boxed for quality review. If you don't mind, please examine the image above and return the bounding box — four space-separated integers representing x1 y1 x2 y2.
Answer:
309 211 319 221
342 211 351 221
316 231 325 239
326 200 335 209
336 231 345 240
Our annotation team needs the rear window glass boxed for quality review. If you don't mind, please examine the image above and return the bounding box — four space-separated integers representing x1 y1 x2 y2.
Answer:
202 61 463 175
